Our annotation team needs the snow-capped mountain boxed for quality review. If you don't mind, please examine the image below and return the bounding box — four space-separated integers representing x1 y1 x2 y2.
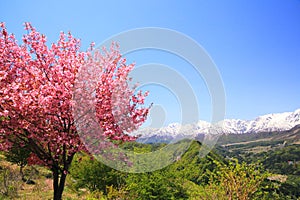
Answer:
134 109 300 143
222 109 300 134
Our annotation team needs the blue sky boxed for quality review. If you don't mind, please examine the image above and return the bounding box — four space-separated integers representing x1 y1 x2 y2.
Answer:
1 0 300 126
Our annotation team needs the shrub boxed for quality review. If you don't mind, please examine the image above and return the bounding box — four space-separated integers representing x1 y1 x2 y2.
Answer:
0 166 22 198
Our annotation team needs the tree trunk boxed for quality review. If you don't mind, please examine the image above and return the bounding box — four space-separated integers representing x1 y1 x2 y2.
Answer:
57 172 67 200
52 155 74 200
53 169 60 200
20 165 24 179
53 170 68 200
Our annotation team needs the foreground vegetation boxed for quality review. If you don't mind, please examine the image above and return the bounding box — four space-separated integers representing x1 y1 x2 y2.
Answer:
1 139 300 199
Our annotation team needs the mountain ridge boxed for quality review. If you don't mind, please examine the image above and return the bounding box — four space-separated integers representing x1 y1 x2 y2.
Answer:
135 109 300 143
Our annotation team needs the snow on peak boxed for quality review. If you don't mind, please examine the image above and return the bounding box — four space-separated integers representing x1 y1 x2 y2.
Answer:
135 109 300 143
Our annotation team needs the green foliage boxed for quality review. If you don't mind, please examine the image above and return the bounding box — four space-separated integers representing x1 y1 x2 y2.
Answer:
69 141 219 199
106 185 128 200
0 166 21 198
85 190 106 200
4 143 31 178
69 153 125 194
168 141 223 185
5 144 30 166
260 145 300 175
3 139 294 199
69 141 290 199
124 141 224 199
217 132 300 199
253 178 291 200
126 170 188 200
279 175 300 199
208 159 268 200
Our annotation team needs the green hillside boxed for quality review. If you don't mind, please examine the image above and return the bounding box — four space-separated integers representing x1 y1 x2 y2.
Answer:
1 137 300 199
216 126 300 199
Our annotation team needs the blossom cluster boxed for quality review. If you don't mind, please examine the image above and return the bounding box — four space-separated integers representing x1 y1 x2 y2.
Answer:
0 22 150 168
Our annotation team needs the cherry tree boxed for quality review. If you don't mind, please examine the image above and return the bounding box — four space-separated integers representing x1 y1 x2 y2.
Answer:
0 22 150 200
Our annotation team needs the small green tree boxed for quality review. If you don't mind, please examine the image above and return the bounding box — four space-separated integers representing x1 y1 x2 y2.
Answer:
126 170 188 200
210 159 268 200
0 166 22 198
4 142 31 180
69 153 125 194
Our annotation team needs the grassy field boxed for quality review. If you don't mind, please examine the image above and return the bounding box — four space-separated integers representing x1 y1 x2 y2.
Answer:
0 157 103 200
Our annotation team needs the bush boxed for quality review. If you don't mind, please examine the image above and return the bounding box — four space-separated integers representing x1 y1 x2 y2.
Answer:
0 166 22 198
209 159 268 200
69 153 125 194
126 170 188 200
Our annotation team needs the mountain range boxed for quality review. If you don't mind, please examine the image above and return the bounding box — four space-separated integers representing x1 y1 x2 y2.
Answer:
135 109 300 143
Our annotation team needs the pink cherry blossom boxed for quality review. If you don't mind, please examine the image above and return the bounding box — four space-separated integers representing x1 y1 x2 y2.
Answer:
0 23 150 200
